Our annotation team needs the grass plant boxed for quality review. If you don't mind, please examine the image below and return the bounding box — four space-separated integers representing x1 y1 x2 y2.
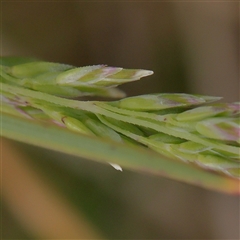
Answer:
1 56 239 194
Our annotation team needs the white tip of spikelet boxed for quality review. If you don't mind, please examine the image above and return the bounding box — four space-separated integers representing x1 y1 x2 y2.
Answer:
109 163 123 171
134 69 154 79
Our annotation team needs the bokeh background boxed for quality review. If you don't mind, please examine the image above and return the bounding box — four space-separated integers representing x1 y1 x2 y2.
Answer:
1 1 239 239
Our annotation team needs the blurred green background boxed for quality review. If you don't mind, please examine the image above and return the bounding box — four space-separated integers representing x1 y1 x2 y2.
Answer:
1 1 239 239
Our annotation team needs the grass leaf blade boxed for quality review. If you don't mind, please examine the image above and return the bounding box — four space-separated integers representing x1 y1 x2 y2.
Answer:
2 113 239 194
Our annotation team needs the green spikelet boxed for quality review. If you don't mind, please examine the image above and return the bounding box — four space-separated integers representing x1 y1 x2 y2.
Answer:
0 57 153 98
196 118 240 142
7 61 73 78
114 93 220 111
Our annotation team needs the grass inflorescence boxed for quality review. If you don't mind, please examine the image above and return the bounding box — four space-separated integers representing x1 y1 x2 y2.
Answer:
1 56 239 180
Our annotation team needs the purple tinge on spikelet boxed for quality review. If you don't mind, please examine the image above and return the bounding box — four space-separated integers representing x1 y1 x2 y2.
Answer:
196 118 240 142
